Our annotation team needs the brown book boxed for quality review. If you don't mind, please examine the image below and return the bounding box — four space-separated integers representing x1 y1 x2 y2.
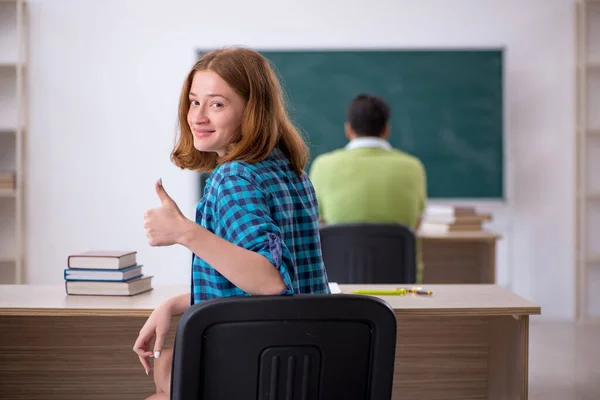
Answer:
445 223 483 231
0 171 15 182
65 275 153 296
67 251 137 270
453 206 477 215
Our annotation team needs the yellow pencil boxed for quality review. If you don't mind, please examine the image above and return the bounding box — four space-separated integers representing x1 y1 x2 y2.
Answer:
350 289 408 295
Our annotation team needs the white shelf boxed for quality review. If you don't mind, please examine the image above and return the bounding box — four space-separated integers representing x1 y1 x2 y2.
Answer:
588 2 600 63
0 1 17 65
0 134 16 170
0 188 16 198
0 126 24 136
0 254 15 263
0 126 18 134
587 75 600 129
0 196 16 255
0 0 24 284
576 0 600 321
587 138 600 195
0 67 17 129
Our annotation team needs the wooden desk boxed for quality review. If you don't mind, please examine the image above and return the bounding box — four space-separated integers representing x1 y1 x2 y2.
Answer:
419 230 501 284
0 284 539 400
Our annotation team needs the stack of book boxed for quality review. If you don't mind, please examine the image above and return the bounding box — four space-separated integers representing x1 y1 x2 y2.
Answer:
64 250 153 296
419 205 492 234
0 171 15 190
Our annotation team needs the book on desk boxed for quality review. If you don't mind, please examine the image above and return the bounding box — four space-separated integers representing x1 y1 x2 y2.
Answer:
64 250 153 296
419 205 492 234
0 171 15 190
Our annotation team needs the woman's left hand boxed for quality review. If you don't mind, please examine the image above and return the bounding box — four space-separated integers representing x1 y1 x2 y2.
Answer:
144 179 188 246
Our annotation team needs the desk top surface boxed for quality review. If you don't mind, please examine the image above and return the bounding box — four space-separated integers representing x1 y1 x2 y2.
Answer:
0 284 539 317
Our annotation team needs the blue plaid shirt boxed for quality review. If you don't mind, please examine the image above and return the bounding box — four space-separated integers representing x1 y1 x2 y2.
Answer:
191 147 330 303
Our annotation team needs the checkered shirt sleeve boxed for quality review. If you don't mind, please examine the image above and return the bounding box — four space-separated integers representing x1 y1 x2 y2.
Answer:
214 173 294 293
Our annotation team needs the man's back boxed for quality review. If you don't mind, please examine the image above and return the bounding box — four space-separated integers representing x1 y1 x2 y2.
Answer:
309 147 426 228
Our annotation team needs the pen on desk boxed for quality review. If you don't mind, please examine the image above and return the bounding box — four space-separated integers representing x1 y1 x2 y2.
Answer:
396 287 433 295
411 289 433 295
350 288 433 296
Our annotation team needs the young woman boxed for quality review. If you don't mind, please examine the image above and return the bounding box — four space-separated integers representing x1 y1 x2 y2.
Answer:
133 47 330 399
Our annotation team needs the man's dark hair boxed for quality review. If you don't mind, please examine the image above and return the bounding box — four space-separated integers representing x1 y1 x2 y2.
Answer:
346 94 391 137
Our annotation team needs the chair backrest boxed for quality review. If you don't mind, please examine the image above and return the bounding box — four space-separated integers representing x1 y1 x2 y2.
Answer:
319 223 416 284
170 294 397 400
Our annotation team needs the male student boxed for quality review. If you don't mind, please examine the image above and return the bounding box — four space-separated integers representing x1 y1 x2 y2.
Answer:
309 94 427 281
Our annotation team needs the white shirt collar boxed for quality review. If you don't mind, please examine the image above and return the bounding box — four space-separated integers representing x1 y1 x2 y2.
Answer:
344 137 392 151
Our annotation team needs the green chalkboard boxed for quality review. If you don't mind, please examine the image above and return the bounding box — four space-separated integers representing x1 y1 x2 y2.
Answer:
263 49 504 199
196 49 503 199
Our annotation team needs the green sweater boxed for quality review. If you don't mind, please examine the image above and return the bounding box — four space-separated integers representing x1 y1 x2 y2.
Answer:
309 146 427 281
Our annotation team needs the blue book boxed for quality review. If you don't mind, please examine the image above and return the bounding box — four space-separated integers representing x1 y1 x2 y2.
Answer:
64 264 143 282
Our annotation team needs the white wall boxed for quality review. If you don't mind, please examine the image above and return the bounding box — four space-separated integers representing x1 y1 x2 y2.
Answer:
25 0 576 320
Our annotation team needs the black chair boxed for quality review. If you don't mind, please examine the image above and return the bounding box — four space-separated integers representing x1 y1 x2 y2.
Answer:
319 223 416 284
170 294 397 400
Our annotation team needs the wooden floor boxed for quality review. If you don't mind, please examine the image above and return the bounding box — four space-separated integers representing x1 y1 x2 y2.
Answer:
529 321 600 400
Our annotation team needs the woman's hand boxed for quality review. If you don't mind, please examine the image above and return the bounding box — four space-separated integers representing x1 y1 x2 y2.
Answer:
132 300 173 375
144 179 188 246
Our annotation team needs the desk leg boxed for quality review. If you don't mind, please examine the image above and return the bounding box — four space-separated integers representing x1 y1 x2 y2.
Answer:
0 315 178 400
488 315 529 400
480 240 497 284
